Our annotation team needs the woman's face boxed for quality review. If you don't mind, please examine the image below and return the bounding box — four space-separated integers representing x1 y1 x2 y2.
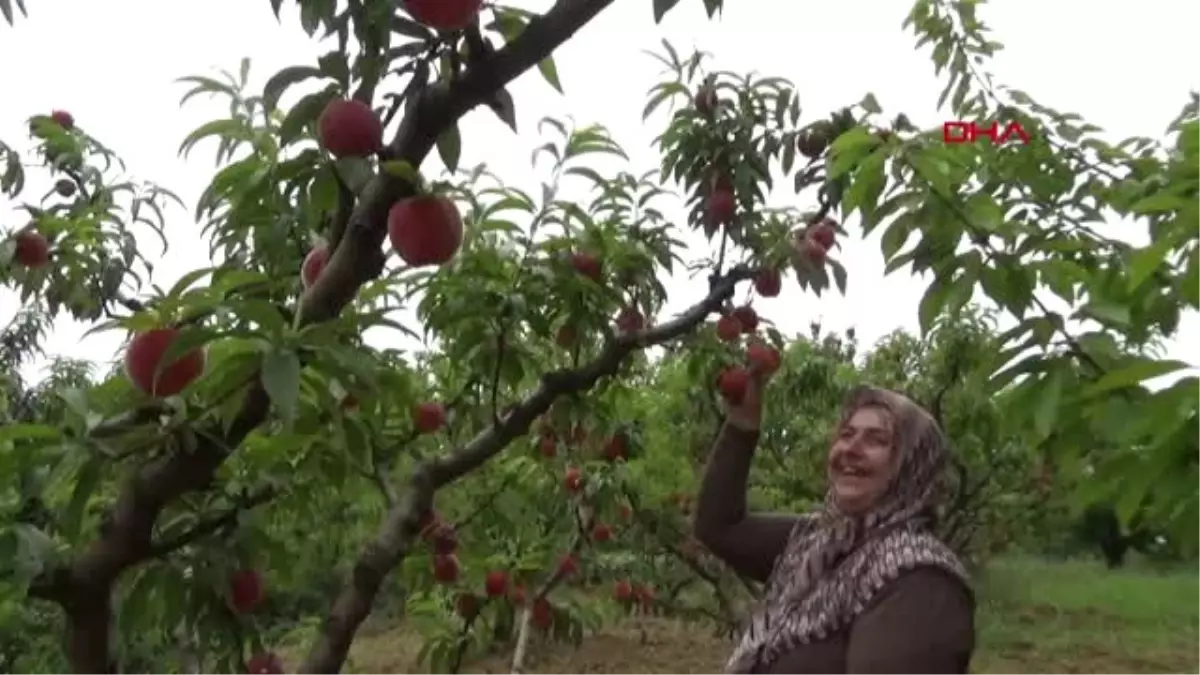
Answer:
827 405 896 514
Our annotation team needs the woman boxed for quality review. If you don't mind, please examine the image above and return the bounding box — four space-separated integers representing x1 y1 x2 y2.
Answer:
693 368 975 674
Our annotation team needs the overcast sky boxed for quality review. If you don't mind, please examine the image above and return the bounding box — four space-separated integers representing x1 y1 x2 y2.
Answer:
2 0 1197 386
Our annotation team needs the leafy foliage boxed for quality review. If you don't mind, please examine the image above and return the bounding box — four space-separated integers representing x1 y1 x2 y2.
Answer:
1 0 1194 672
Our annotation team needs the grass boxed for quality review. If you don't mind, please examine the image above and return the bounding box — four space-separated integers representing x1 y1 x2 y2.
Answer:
972 556 1198 673
283 556 1198 674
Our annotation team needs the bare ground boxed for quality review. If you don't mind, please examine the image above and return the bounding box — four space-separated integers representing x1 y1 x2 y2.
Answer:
282 557 1199 674
286 609 1197 674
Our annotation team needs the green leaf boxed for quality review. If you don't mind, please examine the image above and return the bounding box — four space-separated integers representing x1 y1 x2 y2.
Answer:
0 424 61 444
391 15 433 40
917 276 949 335
652 0 684 23
963 193 1003 231
335 157 375 193
11 524 56 583
299 0 324 35
829 259 848 294
943 268 976 316
166 266 216 299
487 88 518 132
317 51 351 89
537 57 563 94
121 566 165 632
177 119 245 160
381 160 422 185
859 93 882 114
880 212 915 261
1185 246 1199 308
280 87 338 147
228 297 290 336
1032 368 1064 440
1078 301 1130 327
1130 191 1191 215
263 66 325 112
844 151 886 226
61 456 102 542
1126 240 1170 291
436 124 462 173
827 127 881 179
1 0 28 25
261 347 302 424
490 8 528 42
1082 359 1190 398
341 417 373 470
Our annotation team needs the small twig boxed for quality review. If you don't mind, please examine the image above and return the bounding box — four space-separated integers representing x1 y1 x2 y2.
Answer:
146 488 277 559
448 596 487 673
362 375 485 503
368 444 398 507
490 330 507 427
456 473 519 529
87 404 171 439
115 295 146 313
621 485 740 621
511 509 591 674
714 230 729 278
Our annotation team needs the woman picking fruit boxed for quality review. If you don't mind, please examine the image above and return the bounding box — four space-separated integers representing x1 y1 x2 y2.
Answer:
694 367 975 673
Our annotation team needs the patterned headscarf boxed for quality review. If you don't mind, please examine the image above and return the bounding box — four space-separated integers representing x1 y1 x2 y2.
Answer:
724 385 970 674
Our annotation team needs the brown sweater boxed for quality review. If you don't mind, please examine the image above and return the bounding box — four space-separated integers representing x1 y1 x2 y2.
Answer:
694 423 975 674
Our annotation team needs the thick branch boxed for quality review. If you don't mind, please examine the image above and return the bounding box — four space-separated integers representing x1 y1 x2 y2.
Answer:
300 266 753 673
299 0 618 327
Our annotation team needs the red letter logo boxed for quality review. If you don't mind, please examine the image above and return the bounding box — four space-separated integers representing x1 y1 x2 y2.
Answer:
998 121 1031 145
943 120 1030 145
974 121 1000 143
943 122 972 144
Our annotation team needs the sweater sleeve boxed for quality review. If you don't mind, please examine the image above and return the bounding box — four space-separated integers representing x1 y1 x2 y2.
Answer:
692 422 799 583
846 567 975 674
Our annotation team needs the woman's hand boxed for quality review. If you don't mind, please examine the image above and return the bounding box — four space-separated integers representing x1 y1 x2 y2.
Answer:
723 362 777 432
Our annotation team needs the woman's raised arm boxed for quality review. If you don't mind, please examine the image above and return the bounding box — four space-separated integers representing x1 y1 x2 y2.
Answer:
693 419 798 582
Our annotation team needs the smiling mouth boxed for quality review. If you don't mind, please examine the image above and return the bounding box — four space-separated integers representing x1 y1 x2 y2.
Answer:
832 464 869 479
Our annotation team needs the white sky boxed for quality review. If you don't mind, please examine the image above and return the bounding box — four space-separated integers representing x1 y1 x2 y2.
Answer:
2 0 1198 386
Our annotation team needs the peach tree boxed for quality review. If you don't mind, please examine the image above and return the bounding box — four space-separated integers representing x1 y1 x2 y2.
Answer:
858 1 1197 550
1 0 1196 673
0 0 842 671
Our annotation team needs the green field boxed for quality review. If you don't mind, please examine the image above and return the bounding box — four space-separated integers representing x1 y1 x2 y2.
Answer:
972 557 1199 673
288 556 1198 674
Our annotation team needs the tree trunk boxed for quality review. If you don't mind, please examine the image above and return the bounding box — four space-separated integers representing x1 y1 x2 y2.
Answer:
64 590 116 674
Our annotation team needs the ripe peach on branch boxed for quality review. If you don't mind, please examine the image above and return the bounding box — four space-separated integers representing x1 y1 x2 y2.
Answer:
11 229 50 268
318 99 382 158
123 327 207 398
388 194 464 267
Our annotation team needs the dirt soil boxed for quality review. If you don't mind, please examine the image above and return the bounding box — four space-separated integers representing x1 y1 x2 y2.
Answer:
285 614 1195 672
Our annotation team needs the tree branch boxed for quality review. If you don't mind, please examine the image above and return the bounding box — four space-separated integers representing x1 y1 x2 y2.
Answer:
146 488 277 559
298 0 619 327
300 266 753 673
